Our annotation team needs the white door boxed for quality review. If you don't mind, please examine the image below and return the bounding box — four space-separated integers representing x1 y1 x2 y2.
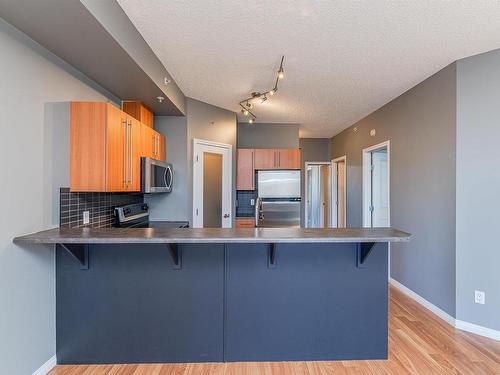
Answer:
362 142 390 228
305 162 332 228
332 157 346 228
371 150 389 227
192 139 232 228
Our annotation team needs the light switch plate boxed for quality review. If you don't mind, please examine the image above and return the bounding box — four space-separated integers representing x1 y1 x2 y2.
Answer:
250 199 255 206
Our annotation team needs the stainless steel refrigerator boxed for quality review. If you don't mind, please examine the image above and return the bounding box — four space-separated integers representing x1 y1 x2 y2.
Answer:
255 170 301 227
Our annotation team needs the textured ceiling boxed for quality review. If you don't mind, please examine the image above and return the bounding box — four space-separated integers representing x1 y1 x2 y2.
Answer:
118 0 500 137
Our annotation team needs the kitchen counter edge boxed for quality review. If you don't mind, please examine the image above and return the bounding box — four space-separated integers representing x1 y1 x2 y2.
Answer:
13 227 411 244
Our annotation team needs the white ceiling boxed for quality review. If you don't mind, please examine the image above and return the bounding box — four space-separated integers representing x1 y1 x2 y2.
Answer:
118 0 500 138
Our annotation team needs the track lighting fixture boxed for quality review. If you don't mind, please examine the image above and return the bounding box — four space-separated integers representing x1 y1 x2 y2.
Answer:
238 56 285 123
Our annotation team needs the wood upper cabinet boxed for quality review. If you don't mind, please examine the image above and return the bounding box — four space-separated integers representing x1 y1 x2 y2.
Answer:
70 102 142 192
141 124 166 161
158 134 166 161
128 116 142 191
253 148 301 170
254 149 277 169
277 149 301 169
105 104 127 192
237 149 255 190
122 101 154 128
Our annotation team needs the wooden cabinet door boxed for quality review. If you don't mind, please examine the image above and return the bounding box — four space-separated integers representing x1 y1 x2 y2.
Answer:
128 116 142 191
140 105 154 128
254 149 277 169
158 134 166 161
70 102 107 192
278 149 301 169
141 124 155 159
106 104 128 192
237 149 254 190
235 218 255 228
122 101 153 128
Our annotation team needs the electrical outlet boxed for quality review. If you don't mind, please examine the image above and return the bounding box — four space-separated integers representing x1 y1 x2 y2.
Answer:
474 290 485 305
250 198 255 206
83 211 90 225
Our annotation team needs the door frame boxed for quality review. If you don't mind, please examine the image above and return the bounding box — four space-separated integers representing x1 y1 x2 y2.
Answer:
331 155 347 228
362 140 390 228
304 161 333 228
192 138 232 228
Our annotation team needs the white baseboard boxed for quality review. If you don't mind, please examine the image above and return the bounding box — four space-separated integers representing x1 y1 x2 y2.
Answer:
389 278 500 342
455 319 500 341
32 355 56 375
389 278 456 326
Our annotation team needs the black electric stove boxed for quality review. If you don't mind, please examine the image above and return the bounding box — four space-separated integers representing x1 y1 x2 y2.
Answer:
114 203 189 228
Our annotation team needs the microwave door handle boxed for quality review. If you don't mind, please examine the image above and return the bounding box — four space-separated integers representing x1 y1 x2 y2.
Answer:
165 166 172 189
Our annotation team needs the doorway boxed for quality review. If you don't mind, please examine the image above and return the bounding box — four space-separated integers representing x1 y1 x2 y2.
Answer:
362 141 390 228
192 139 232 228
305 162 332 228
332 156 347 228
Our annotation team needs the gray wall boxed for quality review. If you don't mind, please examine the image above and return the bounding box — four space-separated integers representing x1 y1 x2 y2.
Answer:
237 123 299 148
299 138 331 226
330 63 457 316
456 50 500 331
150 99 237 225
0 18 114 374
145 116 188 221
187 98 237 225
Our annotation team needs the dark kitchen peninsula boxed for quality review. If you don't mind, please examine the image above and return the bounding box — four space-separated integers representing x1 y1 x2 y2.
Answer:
14 227 410 364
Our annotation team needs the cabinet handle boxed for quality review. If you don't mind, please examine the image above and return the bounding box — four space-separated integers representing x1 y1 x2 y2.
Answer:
129 120 133 184
251 150 255 188
123 119 128 187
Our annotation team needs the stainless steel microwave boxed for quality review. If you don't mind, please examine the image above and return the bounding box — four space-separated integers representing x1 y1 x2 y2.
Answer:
141 157 173 193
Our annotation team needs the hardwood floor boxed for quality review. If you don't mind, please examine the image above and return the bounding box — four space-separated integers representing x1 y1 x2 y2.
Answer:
50 286 500 374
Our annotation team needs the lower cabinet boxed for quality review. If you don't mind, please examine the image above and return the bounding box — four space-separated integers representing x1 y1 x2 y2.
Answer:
235 218 255 228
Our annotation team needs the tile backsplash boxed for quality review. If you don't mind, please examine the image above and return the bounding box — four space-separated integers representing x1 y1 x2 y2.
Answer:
59 188 143 228
236 190 256 217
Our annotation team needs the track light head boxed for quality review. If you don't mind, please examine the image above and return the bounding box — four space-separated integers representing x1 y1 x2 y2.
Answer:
241 109 249 116
278 68 284 79
261 95 268 104
249 118 254 124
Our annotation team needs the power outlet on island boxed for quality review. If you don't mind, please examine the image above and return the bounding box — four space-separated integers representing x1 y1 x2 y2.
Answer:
83 210 90 225
474 290 485 305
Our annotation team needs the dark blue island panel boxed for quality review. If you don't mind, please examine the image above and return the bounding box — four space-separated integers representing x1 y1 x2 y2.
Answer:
56 242 388 364
224 242 388 361
56 243 225 364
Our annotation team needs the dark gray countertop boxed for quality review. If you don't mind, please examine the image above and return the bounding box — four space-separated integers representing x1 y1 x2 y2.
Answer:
13 227 411 244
